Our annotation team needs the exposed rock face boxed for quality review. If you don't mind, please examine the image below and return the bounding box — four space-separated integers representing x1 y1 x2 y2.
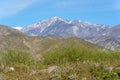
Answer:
20 17 120 50
21 17 110 39
89 25 120 50
1 17 120 50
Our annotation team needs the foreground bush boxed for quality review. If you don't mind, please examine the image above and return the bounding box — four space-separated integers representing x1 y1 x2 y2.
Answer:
1 50 35 66
42 46 120 65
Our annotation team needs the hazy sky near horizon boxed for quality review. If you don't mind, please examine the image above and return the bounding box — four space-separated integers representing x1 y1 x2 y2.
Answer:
0 0 120 27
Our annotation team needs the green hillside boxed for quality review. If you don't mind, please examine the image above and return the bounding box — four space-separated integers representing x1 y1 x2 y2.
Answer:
0 37 120 80
0 25 120 80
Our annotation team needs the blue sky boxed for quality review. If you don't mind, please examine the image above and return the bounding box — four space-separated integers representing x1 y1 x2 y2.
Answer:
0 0 120 27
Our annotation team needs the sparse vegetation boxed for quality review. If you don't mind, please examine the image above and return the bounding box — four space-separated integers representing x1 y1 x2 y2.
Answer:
0 38 120 80
1 50 34 66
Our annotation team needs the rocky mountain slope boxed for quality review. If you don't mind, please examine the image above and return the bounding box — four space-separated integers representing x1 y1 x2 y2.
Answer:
21 16 120 50
21 17 110 39
2 17 120 50
89 25 120 50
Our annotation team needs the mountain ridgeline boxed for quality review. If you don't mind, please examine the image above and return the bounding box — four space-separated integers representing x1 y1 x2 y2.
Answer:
1 17 120 51
19 17 120 50
21 16 110 39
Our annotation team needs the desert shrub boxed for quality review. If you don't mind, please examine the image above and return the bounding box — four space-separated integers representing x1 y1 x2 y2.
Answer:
42 46 99 65
42 47 80 65
42 45 120 66
1 50 35 66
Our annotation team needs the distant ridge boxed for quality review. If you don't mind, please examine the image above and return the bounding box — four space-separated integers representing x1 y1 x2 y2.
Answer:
18 17 120 50
1 17 120 51
21 16 110 39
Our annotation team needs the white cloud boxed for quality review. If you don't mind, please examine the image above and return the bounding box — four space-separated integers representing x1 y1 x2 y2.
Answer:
0 0 37 19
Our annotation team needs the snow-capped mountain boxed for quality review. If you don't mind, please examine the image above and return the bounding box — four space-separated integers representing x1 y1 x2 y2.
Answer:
2 16 120 50
21 16 110 39
21 16 120 50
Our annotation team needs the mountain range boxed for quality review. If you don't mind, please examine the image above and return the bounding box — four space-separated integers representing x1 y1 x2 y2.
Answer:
17 16 120 50
21 16 110 39
0 24 105 60
0 17 120 51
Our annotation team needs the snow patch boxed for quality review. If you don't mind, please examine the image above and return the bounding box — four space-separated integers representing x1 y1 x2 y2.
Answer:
72 26 79 36
13 27 22 30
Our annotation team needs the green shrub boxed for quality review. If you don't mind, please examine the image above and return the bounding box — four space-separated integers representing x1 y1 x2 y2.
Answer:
42 45 120 66
1 50 34 66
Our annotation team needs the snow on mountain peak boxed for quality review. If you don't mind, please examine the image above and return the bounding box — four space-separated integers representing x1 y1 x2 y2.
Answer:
72 26 79 36
21 17 110 39
51 16 70 24
52 16 62 20
13 26 22 30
